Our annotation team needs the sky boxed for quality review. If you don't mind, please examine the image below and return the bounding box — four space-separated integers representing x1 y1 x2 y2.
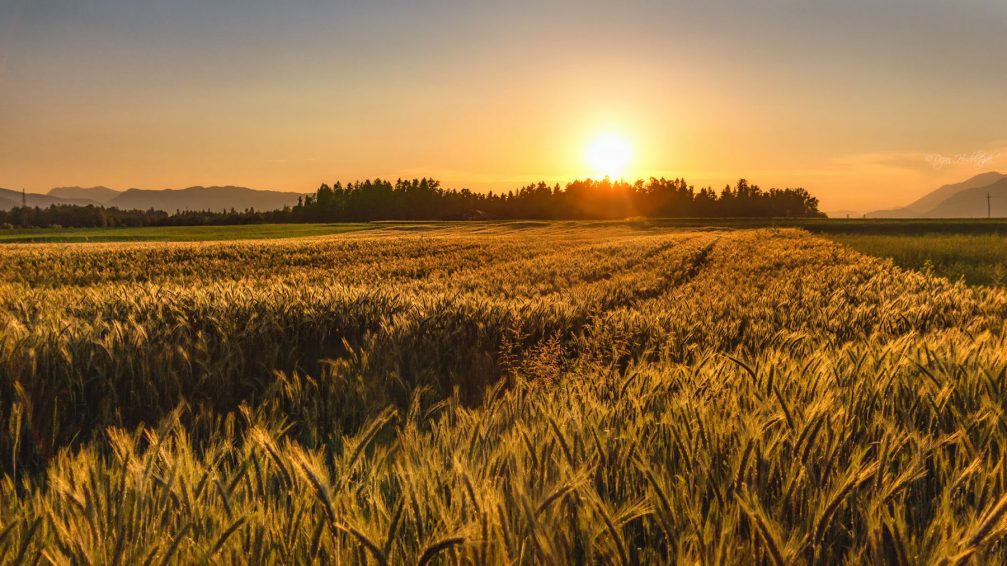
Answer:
1 0 1005 212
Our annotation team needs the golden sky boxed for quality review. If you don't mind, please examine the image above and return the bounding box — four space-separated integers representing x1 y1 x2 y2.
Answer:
1 0 1005 213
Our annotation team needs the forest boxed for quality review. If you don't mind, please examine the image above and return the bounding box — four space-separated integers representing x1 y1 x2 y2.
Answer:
291 177 823 221
0 177 823 228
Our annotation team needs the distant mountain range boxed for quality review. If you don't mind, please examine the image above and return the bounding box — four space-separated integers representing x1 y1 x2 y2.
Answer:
48 186 121 203
867 172 1007 218
105 186 306 213
0 185 308 213
0 187 99 210
18 175 1007 218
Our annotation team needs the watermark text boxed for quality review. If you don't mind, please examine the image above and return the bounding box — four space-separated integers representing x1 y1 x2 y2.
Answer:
925 151 1000 169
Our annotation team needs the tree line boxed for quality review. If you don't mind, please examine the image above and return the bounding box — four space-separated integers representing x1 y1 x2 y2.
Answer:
0 204 290 229
0 177 823 229
291 177 822 221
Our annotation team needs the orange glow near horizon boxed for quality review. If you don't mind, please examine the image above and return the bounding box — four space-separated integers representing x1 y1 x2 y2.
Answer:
0 1 1004 213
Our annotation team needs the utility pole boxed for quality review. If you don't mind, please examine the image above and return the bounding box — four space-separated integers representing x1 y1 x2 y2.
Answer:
21 188 26 208
989 192 993 219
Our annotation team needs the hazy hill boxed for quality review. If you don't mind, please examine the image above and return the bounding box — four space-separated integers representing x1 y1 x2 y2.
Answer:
0 188 96 210
868 172 1006 218
48 186 122 203
106 186 307 213
4 185 308 214
916 178 1007 218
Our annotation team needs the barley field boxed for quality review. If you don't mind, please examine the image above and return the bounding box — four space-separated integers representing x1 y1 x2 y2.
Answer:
2 223 1007 564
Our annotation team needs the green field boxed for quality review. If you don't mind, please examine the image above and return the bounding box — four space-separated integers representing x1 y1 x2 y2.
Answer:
0 223 374 243
827 233 1007 286
3 223 1007 563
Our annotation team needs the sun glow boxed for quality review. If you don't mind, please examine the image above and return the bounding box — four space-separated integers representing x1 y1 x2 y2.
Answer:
585 133 634 179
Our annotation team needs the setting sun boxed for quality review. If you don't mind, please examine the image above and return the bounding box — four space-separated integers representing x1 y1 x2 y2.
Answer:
585 133 634 179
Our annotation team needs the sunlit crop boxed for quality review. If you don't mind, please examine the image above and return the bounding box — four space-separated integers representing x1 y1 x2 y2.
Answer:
1 223 1006 564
